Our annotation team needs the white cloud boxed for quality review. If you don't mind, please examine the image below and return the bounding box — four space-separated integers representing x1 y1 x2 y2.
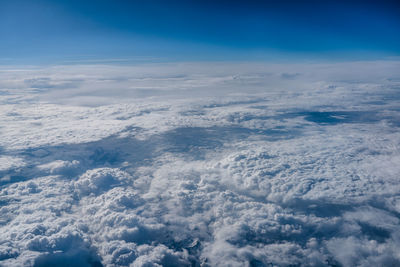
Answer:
0 61 399 266
38 160 80 175
0 156 25 172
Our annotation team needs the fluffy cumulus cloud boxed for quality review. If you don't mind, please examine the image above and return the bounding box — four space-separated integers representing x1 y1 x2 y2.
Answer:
0 61 400 266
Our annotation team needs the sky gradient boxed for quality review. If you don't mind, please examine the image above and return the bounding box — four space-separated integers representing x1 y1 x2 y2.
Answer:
1 0 400 63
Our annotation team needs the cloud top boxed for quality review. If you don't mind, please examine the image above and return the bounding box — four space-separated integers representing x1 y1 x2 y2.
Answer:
1 61 400 266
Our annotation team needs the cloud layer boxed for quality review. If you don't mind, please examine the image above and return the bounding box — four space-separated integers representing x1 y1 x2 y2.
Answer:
0 61 400 266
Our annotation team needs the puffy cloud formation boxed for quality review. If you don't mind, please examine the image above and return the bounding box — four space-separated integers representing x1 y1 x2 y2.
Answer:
0 61 400 266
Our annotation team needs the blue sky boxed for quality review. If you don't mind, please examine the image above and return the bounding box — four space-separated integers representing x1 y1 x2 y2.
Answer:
1 0 399 63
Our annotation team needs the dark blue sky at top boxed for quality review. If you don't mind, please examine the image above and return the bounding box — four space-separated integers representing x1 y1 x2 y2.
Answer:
1 0 399 63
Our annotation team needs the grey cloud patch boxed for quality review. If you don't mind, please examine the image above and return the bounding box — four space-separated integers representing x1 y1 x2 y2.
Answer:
280 72 301 80
285 110 380 125
0 61 400 266
24 77 82 90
